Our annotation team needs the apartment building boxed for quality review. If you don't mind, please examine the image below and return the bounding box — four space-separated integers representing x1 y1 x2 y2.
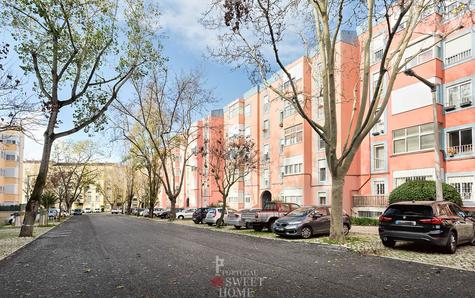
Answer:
23 161 126 211
0 131 24 207
167 5 475 215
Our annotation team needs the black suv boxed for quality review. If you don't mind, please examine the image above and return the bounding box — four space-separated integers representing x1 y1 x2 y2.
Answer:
379 201 475 253
192 208 208 224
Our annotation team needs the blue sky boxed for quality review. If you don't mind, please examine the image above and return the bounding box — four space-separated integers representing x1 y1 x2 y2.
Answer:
9 1 304 161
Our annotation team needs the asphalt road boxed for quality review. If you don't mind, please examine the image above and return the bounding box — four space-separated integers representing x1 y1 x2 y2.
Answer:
0 215 474 298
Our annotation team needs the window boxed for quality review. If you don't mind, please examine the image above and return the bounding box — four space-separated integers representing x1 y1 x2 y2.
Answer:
284 124 303 146
372 109 386 135
284 163 302 175
447 128 473 155
244 104 251 117
0 184 17 194
358 211 383 217
245 196 251 204
318 192 327 206
371 73 386 100
228 103 241 118
262 120 270 138
0 135 20 145
262 144 270 161
262 169 270 188
0 168 17 177
244 126 251 138
229 197 238 203
393 123 434 154
372 179 386 195
1 151 18 161
263 95 270 113
283 195 303 205
316 97 324 119
372 144 386 171
318 159 327 182
280 139 284 153
446 81 472 108
318 135 325 151
448 176 473 201
283 100 296 118
394 175 432 188
445 33 472 66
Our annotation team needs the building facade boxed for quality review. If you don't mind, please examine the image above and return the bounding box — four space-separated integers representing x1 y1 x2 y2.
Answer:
0 131 24 207
172 6 475 215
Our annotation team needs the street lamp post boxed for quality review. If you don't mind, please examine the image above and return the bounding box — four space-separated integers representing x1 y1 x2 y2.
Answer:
404 69 443 201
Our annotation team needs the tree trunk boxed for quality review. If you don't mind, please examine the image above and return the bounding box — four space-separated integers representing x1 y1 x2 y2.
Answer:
127 195 133 214
431 90 443 201
329 175 345 242
169 196 176 220
217 194 227 228
20 134 54 237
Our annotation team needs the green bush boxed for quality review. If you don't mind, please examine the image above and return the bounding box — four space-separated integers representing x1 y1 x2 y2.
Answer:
351 217 379 226
389 180 462 206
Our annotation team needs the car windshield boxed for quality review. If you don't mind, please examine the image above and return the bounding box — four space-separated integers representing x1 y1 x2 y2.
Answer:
384 205 433 217
286 207 314 217
263 203 277 211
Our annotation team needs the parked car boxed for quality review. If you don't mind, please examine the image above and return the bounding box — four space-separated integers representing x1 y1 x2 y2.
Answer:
176 208 197 220
94 208 101 213
139 209 148 216
158 208 184 219
378 201 475 254
273 206 351 239
242 202 300 231
225 208 261 229
192 208 209 224
72 209 82 215
111 208 121 214
83 208 92 214
61 210 70 217
205 208 237 226
153 208 165 217
48 209 58 218
4 212 19 225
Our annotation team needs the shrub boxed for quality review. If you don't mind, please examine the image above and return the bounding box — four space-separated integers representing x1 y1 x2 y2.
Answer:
350 217 379 226
389 180 462 206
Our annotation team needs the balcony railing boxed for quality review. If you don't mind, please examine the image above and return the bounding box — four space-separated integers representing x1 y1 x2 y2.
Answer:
353 195 389 207
445 49 471 66
447 144 473 155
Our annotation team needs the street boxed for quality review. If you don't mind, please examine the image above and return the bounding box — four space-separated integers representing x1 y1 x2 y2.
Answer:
0 215 474 298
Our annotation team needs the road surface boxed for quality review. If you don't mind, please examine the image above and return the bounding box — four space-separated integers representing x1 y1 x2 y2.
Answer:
0 214 473 297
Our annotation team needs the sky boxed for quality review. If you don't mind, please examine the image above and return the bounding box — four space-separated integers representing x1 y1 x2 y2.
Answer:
7 1 305 162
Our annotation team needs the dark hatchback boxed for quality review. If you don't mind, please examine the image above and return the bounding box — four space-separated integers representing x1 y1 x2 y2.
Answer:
379 201 475 253
272 206 351 239
192 208 208 224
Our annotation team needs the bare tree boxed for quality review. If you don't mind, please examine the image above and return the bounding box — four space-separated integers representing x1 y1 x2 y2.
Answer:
123 156 139 214
48 140 99 214
115 69 213 220
206 0 471 241
1 0 160 236
204 134 258 227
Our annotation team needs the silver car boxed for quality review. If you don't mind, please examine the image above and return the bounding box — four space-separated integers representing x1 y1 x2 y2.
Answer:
205 208 237 226
225 208 261 229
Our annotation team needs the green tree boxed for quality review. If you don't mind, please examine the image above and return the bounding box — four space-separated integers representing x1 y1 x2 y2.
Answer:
389 180 462 206
1 0 161 236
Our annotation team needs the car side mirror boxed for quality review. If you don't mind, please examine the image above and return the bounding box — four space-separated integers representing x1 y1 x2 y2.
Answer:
312 213 321 219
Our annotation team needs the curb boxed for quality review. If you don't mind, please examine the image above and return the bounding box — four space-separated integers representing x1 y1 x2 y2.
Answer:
0 217 72 264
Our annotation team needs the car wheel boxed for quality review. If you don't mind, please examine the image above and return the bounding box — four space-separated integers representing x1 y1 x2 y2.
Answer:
267 219 276 232
343 224 350 236
471 231 475 246
301 226 313 239
381 237 396 248
201 218 206 224
193 219 200 224
253 226 263 232
234 225 242 230
445 231 457 254
178 215 184 220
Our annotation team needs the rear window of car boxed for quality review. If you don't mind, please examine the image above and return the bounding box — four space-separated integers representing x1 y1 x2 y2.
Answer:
263 203 277 211
384 205 433 217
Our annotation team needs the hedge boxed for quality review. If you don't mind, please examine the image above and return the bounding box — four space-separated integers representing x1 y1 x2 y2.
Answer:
350 217 379 226
388 180 462 206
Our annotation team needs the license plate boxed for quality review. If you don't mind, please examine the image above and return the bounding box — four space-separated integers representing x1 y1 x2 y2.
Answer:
395 220 416 226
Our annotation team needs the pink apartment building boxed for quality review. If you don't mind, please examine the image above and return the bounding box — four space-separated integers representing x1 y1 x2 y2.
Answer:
174 7 474 216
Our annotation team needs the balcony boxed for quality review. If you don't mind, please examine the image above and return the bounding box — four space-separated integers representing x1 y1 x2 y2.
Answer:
352 195 389 208
445 49 471 66
447 144 473 156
